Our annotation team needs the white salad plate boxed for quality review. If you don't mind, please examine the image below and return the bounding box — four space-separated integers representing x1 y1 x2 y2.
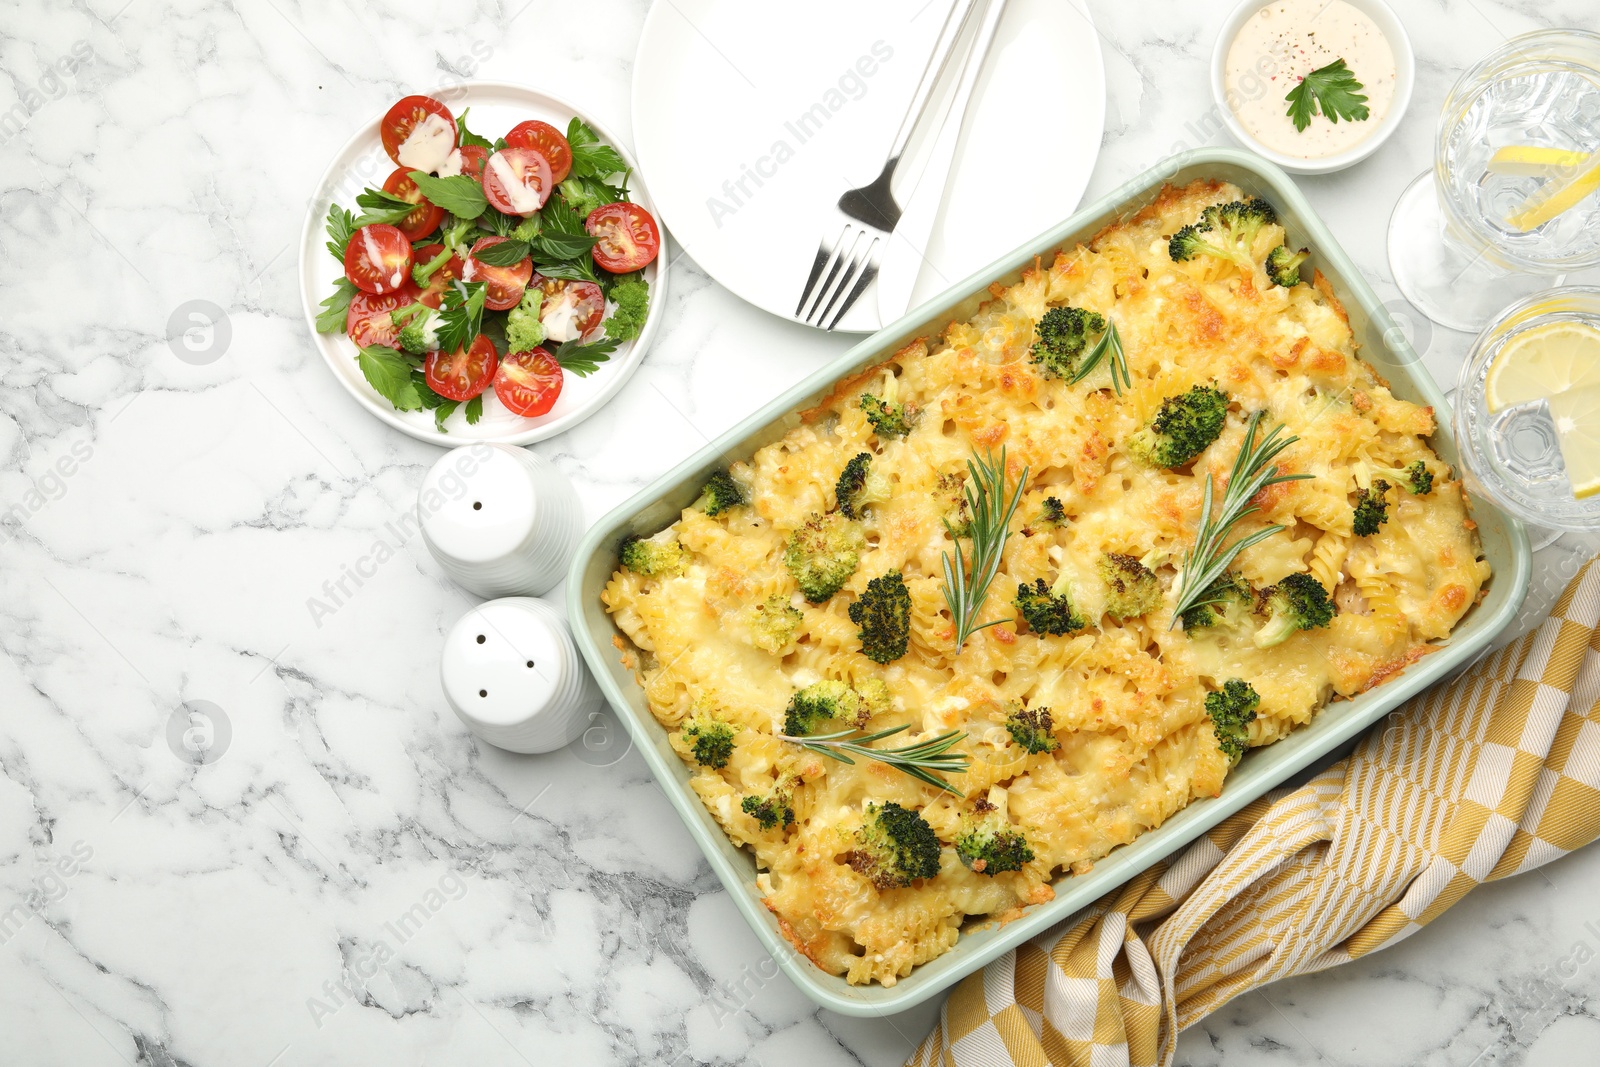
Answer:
298 82 668 447
630 0 1105 333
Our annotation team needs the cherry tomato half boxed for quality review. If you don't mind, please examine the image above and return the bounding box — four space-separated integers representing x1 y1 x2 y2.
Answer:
380 95 455 166
381 168 443 242
505 120 572 184
465 236 533 311
481 147 552 217
425 334 498 402
346 286 420 349
585 202 661 273
534 274 605 343
493 347 563 418
455 144 488 182
411 242 465 309
343 223 415 295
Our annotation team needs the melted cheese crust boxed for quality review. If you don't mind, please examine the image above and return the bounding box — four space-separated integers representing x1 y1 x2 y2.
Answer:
602 180 1490 986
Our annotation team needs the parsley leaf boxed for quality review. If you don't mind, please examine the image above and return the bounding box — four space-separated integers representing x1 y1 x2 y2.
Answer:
541 194 588 235
471 239 531 266
435 280 487 354
455 108 494 151
407 171 488 219
566 117 628 180
355 187 417 227
465 395 484 424
555 335 620 377
358 345 424 411
325 204 357 261
1284 58 1370 133
316 277 359 333
432 400 460 430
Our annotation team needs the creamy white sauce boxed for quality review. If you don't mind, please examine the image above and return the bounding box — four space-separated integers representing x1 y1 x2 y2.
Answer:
436 148 464 178
418 317 441 351
487 151 542 215
1224 0 1395 159
396 113 456 173
541 292 585 343
460 257 478 282
360 228 384 275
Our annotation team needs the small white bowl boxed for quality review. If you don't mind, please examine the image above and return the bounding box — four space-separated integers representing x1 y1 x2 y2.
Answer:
1209 0 1414 175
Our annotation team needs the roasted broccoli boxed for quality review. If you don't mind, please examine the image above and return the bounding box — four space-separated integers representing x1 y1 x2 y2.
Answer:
848 571 911 664
1004 705 1058 754
848 802 942 889
835 452 891 520
694 468 746 516
741 789 794 831
746 594 802 654
1352 480 1392 536
1265 244 1310 287
783 679 871 736
1168 197 1278 271
1374 460 1433 496
1099 552 1161 621
681 714 736 768
1127 385 1230 468
855 678 893 719
859 378 919 437
939 472 973 538
1014 572 1087 636
1179 571 1253 631
1037 496 1066 527
784 512 864 602
391 303 440 354
1204 678 1260 763
1254 572 1336 648
955 802 1034 875
504 287 546 353
619 532 689 577
1030 305 1107 379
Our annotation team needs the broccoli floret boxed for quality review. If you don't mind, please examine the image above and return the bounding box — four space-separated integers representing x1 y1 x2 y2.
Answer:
741 789 794 831
784 513 864 602
1179 571 1253 631
694 469 746 516
391 303 440 353
602 274 650 342
1254 572 1336 648
504 287 546 353
1038 496 1066 527
411 217 475 286
860 393 918 437
835 452 890 520
955 803 1034 875
681 714 736 768
1352 480 1392 536
1204 678 1260 763
848 802 942 889
1169 198 1277 271
1374 461 1433 496
1127 385 1229 468
619 533 689 577
1014 572 1087 636
783 679 864 736
848 571 911 664
938 472 972 538
1030 305 1107 379
1004 705 1058 754
1099 552 1161 621
854 678 893 719
746 594 802 654
1265 244 1310 287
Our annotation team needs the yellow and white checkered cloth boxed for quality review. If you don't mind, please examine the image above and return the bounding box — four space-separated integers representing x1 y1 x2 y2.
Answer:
910 556 1600 1067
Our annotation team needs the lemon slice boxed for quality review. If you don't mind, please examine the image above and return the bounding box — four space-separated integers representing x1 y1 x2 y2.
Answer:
1547 382 1600 498
1487 145 1590 177
1507 157 1600 232
1484 320 1600 412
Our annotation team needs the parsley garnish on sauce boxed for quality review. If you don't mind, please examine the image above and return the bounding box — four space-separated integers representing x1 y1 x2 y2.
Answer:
1284 58 1370 133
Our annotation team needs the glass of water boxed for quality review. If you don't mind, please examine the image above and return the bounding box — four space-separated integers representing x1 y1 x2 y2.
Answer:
1388 29 1600 333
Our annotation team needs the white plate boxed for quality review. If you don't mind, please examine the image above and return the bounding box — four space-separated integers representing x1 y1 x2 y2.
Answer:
630 0 1104 332
297 82 668 447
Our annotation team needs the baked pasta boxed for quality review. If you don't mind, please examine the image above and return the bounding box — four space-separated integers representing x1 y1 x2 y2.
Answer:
602 179 1490 986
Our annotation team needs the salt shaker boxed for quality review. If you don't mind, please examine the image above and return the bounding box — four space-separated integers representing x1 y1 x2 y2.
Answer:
439 596 600 754
419 444 581 599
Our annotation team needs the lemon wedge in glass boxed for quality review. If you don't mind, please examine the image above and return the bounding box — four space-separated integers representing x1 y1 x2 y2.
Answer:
1487 145 1590 177
1548 382 1600 499
1484 320 1600 413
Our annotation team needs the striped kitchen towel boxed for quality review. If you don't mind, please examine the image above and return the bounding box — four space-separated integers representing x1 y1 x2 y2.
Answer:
910 555 1600 1067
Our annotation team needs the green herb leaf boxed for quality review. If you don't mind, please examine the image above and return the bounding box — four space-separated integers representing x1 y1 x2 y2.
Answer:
1284 58 1370 133
354 187 417 227
940 449 1028 651
325 204 358 261
532 229 597 261
471 239 531 266
1068 319 1131 395
780 724 971 796
555 335 620 377
435 280 487 354
464 395 484 424
566 117 628 179
433 400 460 431
558 175 623 218
316 277 359 333
532 257 599 284
358 345 424 411
455 108 494 150
407 171 488 219
477 206 516 237
540 193 588 236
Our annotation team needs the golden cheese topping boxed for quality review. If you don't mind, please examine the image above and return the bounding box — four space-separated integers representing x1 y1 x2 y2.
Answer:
602 179 1490 986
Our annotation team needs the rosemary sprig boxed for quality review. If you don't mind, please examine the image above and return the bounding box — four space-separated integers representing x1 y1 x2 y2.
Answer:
781 724 970 795
1069 319 1131 395
1170 411 1311 627
941 448 1028 650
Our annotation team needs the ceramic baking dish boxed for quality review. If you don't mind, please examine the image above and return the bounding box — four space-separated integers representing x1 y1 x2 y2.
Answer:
566 147 1532 1017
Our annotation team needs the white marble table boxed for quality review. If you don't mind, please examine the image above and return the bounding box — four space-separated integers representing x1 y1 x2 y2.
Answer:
3 1 1599 1064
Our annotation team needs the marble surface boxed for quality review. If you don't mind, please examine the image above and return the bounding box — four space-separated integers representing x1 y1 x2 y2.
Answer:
2 1 1598 1065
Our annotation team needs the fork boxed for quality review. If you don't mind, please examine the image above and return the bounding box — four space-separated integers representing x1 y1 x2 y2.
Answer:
794 0 1010 330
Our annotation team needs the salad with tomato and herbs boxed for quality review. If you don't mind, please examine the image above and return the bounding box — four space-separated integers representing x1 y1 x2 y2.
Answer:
315 94 662 430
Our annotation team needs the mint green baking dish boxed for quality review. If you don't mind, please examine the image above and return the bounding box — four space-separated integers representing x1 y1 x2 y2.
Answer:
566 147 1531 1017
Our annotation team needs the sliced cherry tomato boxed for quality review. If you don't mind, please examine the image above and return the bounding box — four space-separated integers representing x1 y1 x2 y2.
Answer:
455 144 489 182
465 236 533 311
345 286 420 348
534 274 605 342
411 242 465 309
343 223 415 295
493 347 563 417
585 202 661 273
380 95 455 166
425 334 498 402
481 147 553 217
381 168 444 242
505 120 573 184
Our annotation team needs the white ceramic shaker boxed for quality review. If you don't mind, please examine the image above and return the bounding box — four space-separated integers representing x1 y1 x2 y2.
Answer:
439 596 600 753
418 444 581 599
